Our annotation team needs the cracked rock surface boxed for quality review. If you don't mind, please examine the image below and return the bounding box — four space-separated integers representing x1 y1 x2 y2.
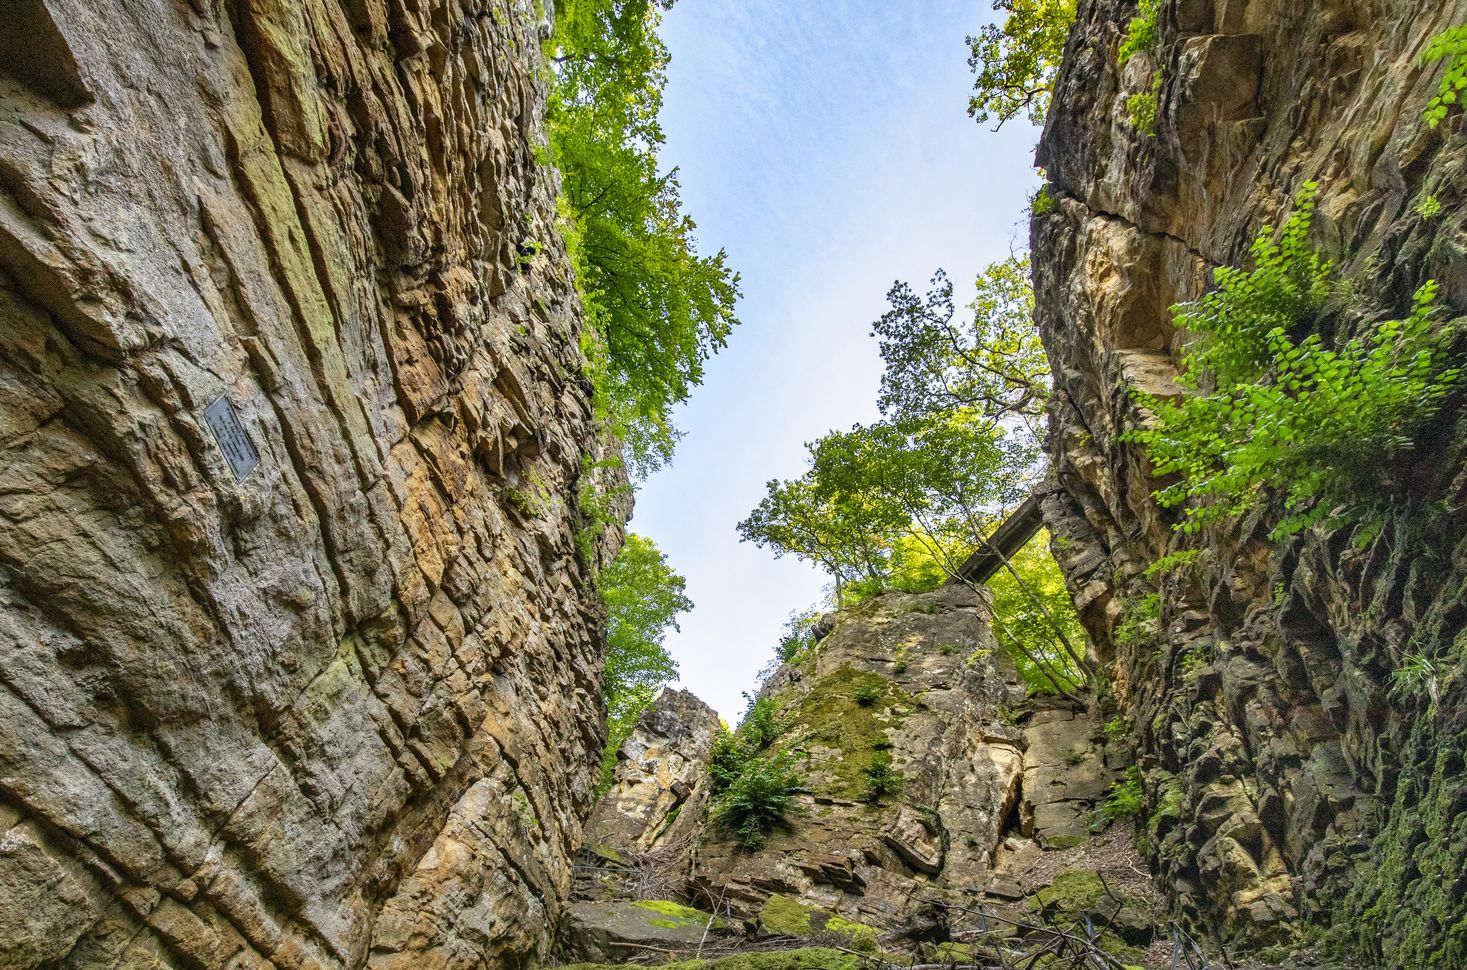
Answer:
0 0 617 966
1035 0 1467 958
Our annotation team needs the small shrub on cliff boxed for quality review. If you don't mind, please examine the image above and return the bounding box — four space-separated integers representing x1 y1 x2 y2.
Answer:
853 682 882 706
1119 0 1161 63
1423 26 1467 128
1114 593 1160 648
967 0 1078 128
713 750 804 849
1125 71 1162 136
1099 766 1144 822
740 697 785 750
860 753 904 804
1125 185 1462 539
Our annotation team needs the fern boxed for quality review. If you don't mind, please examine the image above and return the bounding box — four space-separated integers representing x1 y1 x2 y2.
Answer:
1126 185 1461 539
1119 0 1161 64
1423 26 1467 129
1126 70 1162 135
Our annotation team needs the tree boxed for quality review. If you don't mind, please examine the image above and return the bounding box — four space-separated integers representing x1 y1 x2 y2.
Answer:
596 532 692 789
739 253 1090 695
737 472 894 605
967 0 1077 129
548 0 741 475
872 258 1050 437
986 531 1087 693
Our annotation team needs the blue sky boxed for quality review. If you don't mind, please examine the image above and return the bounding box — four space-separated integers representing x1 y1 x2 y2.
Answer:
631 1 1043 722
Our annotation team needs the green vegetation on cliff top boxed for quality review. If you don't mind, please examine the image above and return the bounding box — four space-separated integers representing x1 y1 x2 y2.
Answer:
547 0 741 475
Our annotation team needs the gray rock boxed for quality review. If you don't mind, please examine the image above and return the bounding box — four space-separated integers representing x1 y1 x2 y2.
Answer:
0 1 621 966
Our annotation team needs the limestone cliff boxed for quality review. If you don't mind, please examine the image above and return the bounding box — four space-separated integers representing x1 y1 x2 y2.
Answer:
1034 0 1467 961
572 587 1158 963
0 0 617 967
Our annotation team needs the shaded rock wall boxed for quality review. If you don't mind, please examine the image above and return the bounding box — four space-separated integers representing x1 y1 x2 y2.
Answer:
1034 0 1467 960
0 0 616 967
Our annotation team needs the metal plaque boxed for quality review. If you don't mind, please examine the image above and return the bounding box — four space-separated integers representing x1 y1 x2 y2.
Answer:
203 394 261 481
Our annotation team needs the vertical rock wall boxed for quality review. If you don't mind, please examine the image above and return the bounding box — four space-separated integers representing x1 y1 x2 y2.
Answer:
0 0 616 967
1034 0 1467 961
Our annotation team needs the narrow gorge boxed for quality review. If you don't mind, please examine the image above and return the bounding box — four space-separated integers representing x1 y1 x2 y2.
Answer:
1 0 1465 969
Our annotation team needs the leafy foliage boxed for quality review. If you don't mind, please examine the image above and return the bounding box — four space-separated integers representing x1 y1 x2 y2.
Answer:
548 0 741 474
1100 766 1144 821
1423 26 1467 129
872 259 1051 435
739 696 785 751
737 472 893 600
708 698 802 849
596 533 692 790
712 750 804 849
1114 593 1160 648
1126 186 1461 538
741 256 1088 694
1118 0 1161 64
1125 70 1161 135
966 0 1078 128
987 531 1088 694
1142 547 1200 581
860 752 904 804
1031 183 1059 216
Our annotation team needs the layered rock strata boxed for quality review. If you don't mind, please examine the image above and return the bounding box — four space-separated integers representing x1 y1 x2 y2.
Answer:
1034 0 1467 960
581 586 1136 954
0 0 615 966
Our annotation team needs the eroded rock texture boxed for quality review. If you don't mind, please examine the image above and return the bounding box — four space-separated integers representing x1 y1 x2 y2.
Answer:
0 0 614 967
584 689 721 857
1035 0 1467 960
581 586 1133 951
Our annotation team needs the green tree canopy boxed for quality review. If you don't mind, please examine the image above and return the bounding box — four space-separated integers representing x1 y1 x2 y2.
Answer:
739 255 1088 695
548 0 741 475
967 0 1077 129
596 532 692 789
872 258 1050 436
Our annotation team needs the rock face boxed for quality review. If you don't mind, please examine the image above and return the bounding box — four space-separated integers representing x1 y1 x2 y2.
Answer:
1034 0 1467 960
690 586 1027 939
0 1 616 967
585 689 722 857
582 585 1137 952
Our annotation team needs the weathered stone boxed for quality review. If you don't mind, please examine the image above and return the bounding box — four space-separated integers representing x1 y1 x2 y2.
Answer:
687 586 1031 938
558 900 726 963
586 689 722 856
1035 0 1467 959
0 0 620 966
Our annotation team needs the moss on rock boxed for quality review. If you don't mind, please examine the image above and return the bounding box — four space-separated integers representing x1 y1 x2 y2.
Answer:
1027 869 1107 913
559 946 859 970
780 666 916 799
631 899 725 929
757 894 812 935
756 894 880 950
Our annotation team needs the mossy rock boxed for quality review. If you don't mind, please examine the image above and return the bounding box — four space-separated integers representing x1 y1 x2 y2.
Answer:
632 899 727 929
1027 869 1107 913
758 894 812 935
559 946 859 970
756 894 880 950
780 667 916 799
